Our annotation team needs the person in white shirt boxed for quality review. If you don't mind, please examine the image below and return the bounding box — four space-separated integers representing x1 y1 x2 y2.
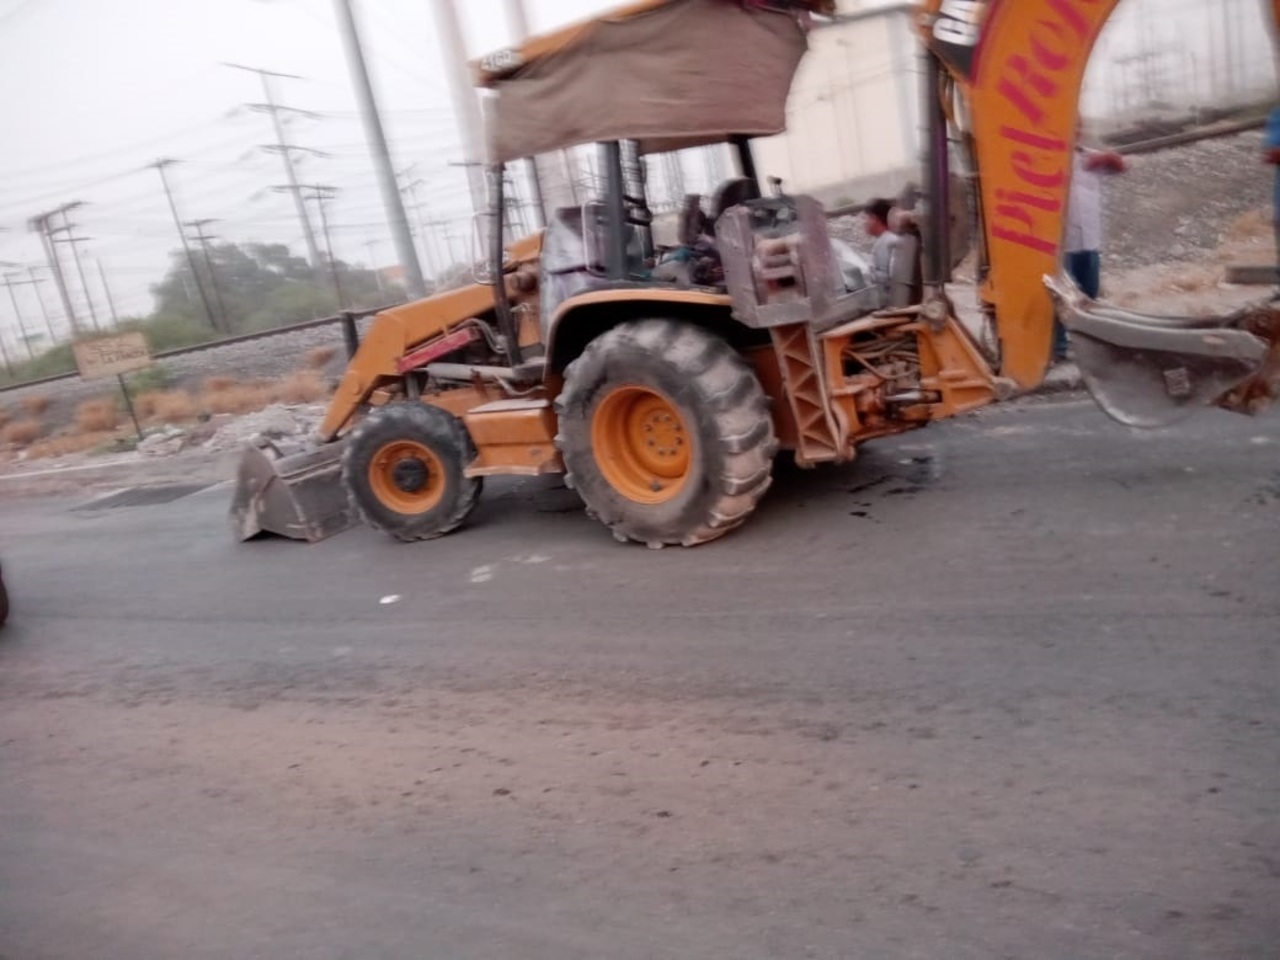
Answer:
1059 128 1127 360
864 198 899 303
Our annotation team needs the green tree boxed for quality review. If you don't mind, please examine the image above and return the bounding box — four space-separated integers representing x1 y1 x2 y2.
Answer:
150 240 404 335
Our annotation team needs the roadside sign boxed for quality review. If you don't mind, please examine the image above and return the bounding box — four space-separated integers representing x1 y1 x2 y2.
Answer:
72 332 152 381
72 332 151 441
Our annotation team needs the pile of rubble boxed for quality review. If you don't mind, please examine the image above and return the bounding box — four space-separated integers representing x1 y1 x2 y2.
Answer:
202 403 328 453
134 403 328 459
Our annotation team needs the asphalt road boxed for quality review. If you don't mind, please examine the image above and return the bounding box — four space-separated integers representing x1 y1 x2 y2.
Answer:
1 398 1277 960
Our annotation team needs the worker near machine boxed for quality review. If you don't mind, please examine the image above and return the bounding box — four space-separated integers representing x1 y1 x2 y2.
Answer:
1059 127 1128 360
865 198 899 301
1264 105 1280 267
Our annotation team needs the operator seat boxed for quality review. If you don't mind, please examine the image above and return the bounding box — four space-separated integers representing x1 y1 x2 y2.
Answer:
709 177 762 224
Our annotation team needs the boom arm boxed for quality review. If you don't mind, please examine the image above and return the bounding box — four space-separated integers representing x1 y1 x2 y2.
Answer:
919 0 1125 388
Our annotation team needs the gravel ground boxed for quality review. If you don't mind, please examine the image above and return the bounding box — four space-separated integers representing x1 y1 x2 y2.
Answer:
1105 131 1269 271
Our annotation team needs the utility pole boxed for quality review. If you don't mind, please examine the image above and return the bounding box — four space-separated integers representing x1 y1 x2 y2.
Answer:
397 165 441 280
96 259 120 328
330 0 427 299
29 206 80 337
29 267 57 341
363 238 385 294
3 269 56 343
0 321 11 375
429 0 488 220
0 269 34 359
185 219 230 332
151 159 221 333
283 184 344 307
225 63 326 280
49 210 101 332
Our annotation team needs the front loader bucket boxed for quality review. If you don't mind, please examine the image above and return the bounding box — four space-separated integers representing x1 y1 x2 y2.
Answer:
1045 273 1275 428
230 436 357 543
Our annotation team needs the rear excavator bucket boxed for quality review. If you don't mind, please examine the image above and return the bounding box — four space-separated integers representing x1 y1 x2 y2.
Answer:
1045 273 1278 428
230 436 356 543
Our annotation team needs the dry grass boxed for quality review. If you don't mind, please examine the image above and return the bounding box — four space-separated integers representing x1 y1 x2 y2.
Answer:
196 372 330 415
202 375 237 394
135 389 199 423
74 397 120 433
273 370 329 404
2 418 44 446
25 431 118 459
21 395 51 416
305 345 338 370
1224 208 1270 244
201 382 275 415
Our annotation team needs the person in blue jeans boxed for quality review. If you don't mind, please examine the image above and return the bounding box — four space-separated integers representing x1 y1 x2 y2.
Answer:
1264 106 1280 270
1057 129 1127 361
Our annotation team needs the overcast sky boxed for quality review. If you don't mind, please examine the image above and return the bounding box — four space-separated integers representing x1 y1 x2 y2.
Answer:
0 0 610 337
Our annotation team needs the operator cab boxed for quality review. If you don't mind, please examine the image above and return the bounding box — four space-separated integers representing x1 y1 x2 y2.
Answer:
537 137 882 324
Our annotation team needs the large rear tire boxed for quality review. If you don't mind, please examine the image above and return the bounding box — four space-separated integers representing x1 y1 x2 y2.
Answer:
555 319 776 547
342 403 482 542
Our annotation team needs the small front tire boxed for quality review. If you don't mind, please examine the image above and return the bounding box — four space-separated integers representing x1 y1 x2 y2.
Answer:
342 403 482 542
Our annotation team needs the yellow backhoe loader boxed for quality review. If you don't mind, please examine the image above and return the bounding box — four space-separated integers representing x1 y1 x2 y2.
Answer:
232 0 1280 547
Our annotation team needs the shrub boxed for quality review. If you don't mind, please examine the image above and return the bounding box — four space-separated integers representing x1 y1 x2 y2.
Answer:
21 395 51 416
74 397 120 433
201 383 273 415
26 431 116 459
272 371 329 404
2 419 44 446
142 390 198 423
202 376 237 394
305 345 338 370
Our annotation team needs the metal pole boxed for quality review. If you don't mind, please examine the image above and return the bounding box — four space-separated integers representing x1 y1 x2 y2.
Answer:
152 160 220 332
59 226 101 332
920 51 951 291
488 164 522 366
24 268 56 342
96 259 120 328
340 310 360 360
117 373 143 441
0 323 12 376
2 277 33 359
228 64 326 275
602 142 627 281
186 220 229 332
309 187 345 308
429 0 488 220
32 214 78 336
397 167 439 281
363 239 385 293
331 0 427 299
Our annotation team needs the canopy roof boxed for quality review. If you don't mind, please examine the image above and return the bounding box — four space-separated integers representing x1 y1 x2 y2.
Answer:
474 0 835 163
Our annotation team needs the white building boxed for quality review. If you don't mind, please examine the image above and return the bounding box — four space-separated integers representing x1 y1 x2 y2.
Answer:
749 0 1277 203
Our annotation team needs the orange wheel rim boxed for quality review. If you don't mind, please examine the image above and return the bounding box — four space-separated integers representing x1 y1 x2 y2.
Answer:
368 440 446 514
591 385 692 504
